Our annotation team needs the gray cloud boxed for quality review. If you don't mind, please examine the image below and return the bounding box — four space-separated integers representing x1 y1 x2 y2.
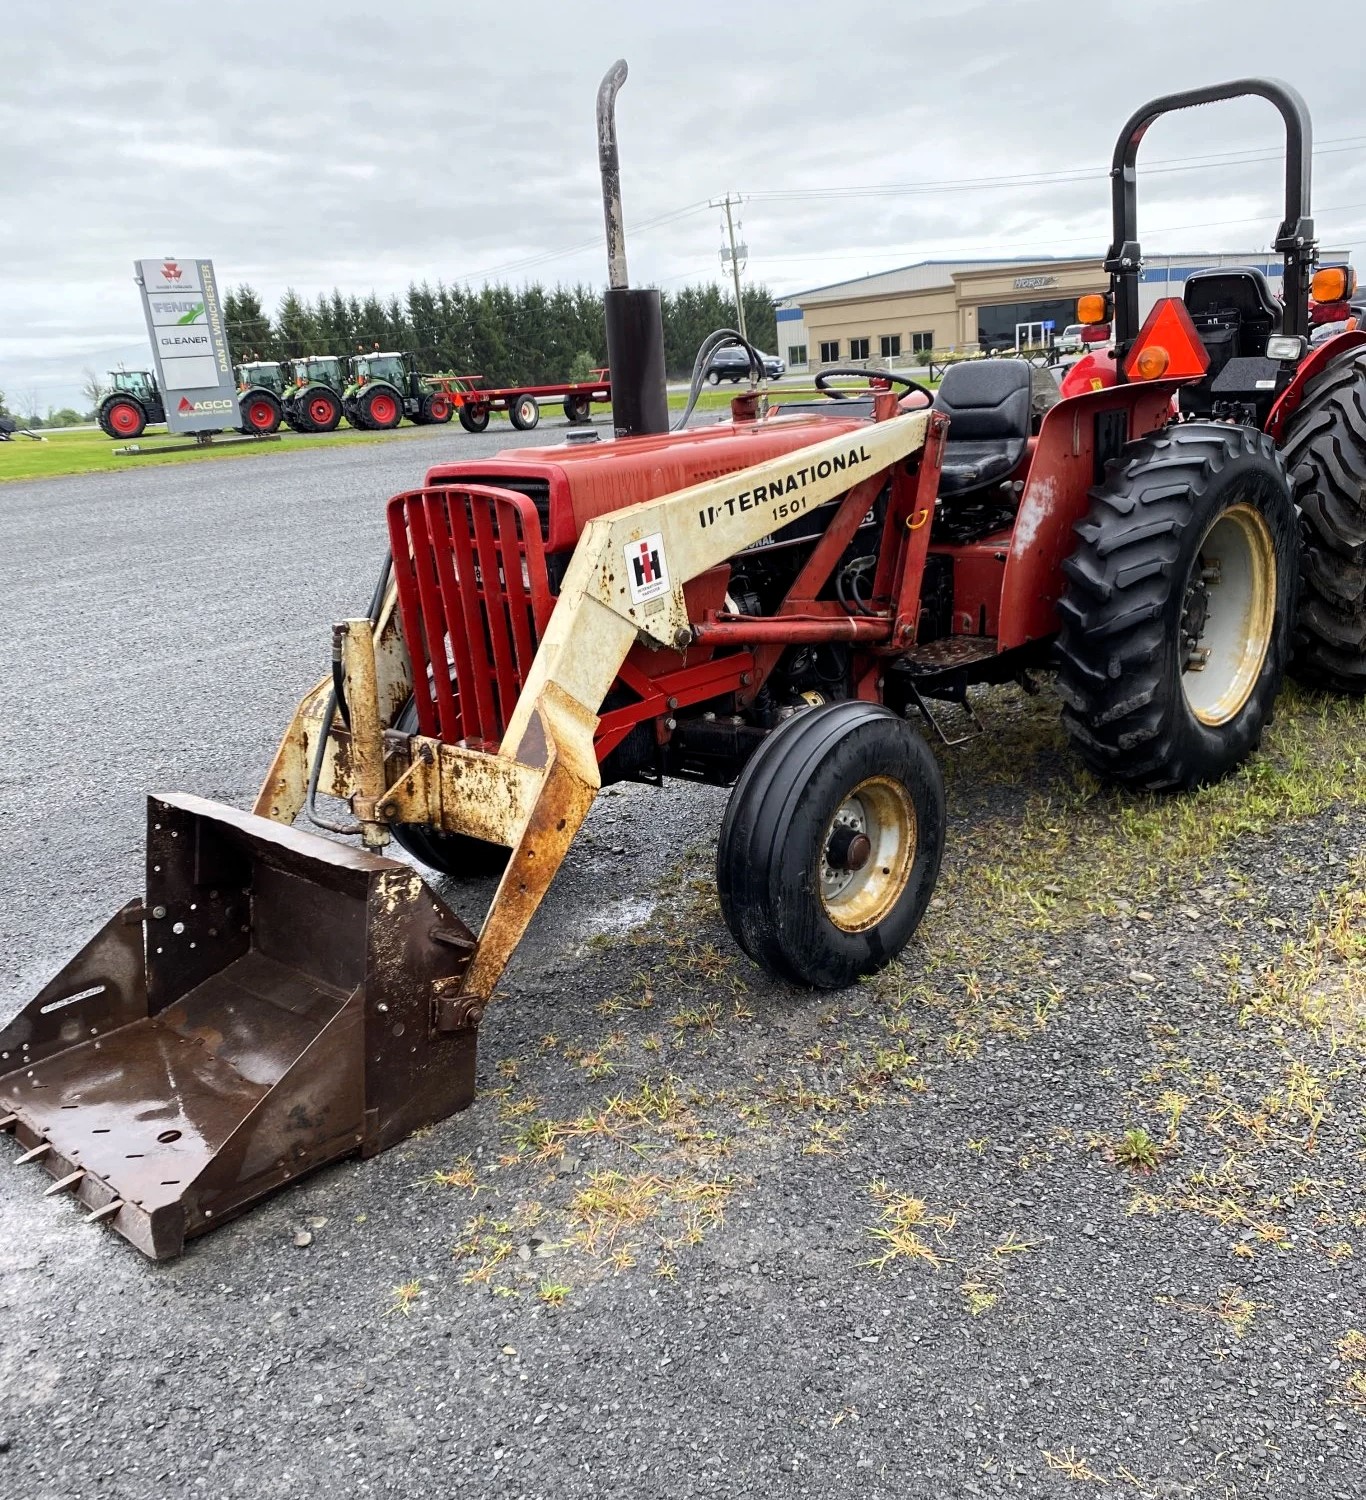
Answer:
4 0 1365 408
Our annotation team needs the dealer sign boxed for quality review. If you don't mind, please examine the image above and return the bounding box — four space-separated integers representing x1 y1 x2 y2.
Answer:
134 258 240 434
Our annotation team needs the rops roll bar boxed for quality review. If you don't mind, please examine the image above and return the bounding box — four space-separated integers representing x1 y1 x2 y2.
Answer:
1106 78 1316 353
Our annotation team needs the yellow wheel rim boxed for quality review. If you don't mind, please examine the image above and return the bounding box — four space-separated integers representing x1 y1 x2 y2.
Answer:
819 775 918 933
1180 502 1277 727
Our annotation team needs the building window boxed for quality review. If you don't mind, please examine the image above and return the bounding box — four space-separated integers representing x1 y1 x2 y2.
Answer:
879 334 901 358
910 331 934 353
787 344 808 367
849 337 870 361
819 340 840 363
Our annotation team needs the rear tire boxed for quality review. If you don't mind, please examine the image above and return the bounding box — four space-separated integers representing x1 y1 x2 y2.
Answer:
508 394 540 430
361 386 402 430
458 403 490 433
302 389 341 433
387 698 512 878
707 371 722 386
1280 349 1366 692
563 394 591 423
100 397 146 439
241 391 281 435
716 703 945 989
1056 423 1297 790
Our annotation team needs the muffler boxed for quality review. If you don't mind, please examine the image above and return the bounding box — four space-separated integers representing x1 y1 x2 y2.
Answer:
0 793 478 1259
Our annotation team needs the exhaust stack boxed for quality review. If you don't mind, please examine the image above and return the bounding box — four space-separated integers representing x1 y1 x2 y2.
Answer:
597 59 669 438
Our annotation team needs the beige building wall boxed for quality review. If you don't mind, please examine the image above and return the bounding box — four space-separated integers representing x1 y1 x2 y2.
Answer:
799 258 1107 360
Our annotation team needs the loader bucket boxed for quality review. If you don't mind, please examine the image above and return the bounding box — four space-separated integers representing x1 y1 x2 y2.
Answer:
0 793 478 1259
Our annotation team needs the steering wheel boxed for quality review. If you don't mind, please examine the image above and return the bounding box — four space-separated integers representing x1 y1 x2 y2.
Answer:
813 366 935 404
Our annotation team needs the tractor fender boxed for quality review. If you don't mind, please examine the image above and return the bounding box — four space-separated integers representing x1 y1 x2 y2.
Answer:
1058 347 1119 398
1264 328 1366 442
996 380 1185 650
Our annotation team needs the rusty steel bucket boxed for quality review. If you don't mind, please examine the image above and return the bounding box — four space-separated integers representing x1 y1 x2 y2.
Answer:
0 794 478 1259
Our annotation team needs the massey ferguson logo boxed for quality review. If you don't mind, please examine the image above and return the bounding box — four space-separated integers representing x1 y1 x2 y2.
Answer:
162 260 183 282
623 531 670 607
178 396 235 414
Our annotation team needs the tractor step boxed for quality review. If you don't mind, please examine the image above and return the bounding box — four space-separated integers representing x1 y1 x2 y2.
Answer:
899 635 1000 674
0 794 480 1259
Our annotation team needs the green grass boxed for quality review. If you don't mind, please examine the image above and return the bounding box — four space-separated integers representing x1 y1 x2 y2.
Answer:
0 421 450 483
0 381 919 484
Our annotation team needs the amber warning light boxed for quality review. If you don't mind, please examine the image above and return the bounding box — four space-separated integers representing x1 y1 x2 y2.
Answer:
1122 298 1210 383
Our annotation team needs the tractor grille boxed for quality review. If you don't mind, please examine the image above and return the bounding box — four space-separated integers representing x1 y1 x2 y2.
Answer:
387 485 555 748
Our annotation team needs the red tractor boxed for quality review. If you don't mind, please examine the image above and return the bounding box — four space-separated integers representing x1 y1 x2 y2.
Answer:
6 72 1366 1258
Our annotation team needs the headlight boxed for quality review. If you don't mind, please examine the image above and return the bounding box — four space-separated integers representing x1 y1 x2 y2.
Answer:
1266 335 1306 362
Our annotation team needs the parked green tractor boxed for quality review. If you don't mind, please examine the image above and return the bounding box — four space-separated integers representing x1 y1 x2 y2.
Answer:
280 357 345 433
96 370 166 439
235 361 285 435
343 351 453 430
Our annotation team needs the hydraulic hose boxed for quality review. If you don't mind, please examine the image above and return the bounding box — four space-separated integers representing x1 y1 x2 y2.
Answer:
305 553 393 835
672 328 769 431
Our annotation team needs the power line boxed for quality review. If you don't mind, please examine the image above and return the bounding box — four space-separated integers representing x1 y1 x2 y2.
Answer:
744 136 1366 204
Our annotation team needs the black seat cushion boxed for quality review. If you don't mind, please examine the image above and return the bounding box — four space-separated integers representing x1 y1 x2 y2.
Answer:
1183 266 1283 332
932 359 1032 496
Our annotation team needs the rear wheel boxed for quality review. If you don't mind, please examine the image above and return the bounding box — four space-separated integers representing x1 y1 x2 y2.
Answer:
362 387 402 430
707 370 722 386
304 389 341 432
100 397 145 439
1056 423 1297 790
563 394 591 423
387 698 511 877
508 394 540 430
241 391 281 435
458 403 490 433
1280 349 1366 691
716 702 946 988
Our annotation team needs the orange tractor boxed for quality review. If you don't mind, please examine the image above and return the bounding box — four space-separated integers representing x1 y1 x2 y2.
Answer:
3 71 1362 1257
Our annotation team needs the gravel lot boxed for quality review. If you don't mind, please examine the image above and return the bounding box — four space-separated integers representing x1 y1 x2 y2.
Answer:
1 423 1363 1498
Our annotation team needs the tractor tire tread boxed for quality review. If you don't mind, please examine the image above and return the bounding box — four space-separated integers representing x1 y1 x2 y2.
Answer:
1281 351 1366 692
1055 422 1296 790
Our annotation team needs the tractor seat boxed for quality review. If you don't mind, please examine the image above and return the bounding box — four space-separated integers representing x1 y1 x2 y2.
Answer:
1183 266 1283 331
931 359 1032 496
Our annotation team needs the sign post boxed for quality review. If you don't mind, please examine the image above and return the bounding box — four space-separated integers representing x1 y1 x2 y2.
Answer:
134 259 240 434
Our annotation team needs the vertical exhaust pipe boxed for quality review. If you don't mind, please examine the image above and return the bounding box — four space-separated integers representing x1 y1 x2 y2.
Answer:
598 60 669 438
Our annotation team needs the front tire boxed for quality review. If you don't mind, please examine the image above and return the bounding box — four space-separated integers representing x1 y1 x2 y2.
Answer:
458 403 490 433
1280 349 1366 691
563 394 591 423
716 703 946 989
1056 423 1297 790
100 397 146 439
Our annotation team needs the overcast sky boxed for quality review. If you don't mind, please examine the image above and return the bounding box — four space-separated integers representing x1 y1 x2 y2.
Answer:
5 0 1366 410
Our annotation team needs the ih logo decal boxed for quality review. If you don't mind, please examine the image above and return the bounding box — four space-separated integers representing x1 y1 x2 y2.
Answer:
624 532 670 608
162 260 183 282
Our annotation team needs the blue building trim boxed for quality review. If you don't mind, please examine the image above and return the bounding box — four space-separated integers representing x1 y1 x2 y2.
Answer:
776 307 804 321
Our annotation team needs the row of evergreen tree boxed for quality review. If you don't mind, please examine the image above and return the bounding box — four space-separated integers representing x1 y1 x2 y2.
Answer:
222 281 779 384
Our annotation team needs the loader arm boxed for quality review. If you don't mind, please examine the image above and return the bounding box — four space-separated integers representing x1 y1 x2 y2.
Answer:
261 412 931 1010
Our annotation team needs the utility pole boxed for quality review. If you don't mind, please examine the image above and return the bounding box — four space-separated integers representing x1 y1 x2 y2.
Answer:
712 193 748 342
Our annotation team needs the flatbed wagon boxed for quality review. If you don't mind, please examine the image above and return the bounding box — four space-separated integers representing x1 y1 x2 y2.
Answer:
423 370 611 432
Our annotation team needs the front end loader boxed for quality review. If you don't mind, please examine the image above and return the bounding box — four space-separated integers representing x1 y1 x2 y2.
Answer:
6 70 1363 1258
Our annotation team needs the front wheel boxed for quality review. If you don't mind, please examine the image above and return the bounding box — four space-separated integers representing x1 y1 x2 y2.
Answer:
563 394 591 423
707 370 722 386
1056 423 1297 791
100 397 146 439
717 702 946 989
458 403 490 433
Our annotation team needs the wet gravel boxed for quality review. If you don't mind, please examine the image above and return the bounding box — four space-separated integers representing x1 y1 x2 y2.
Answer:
1 429 1363 1497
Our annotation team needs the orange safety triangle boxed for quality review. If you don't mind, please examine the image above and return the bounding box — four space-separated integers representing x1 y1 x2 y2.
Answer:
1122 296 1211 381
